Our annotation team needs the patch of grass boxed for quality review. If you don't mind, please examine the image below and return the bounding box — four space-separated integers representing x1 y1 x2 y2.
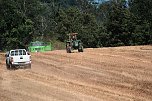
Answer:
51 40 65 50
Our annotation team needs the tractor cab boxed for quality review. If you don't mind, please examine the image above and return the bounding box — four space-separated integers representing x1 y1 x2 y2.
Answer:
66 33 83 53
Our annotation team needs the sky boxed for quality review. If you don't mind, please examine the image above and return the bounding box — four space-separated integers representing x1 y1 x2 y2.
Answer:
90 0 109 5
93 0 128 4
91 0 129 8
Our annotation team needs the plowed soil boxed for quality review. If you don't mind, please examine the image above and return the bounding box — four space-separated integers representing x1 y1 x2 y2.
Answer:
0 46 152 101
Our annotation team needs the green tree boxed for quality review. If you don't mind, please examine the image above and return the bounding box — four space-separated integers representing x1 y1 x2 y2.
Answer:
0 0 34 50
55 7 98 48
129 0 152 44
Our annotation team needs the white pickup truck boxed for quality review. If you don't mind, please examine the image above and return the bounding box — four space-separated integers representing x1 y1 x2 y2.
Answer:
5 49 31 69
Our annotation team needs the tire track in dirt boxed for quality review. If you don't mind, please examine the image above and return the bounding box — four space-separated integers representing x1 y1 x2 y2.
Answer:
29 62 150 101
30 48 152 101
0 61 13 101
32 50 152 86
0 53 12 91
0 46 152 101
1 70 12 90
9 69 102 101
13 67 134 101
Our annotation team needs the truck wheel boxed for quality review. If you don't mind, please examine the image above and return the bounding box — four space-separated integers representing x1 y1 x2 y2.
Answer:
27 64 31 69
6 60 9 70
9 64 13 70
6 62 12 70
29 64 31 69
6 64 10 70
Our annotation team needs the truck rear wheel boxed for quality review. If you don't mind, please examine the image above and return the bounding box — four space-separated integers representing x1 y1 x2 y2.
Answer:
6 64 10 70
25 64 31 69
9 64 13 70
28 64 31 69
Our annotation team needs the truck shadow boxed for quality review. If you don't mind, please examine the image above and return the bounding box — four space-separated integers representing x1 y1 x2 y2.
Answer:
6 66 31 71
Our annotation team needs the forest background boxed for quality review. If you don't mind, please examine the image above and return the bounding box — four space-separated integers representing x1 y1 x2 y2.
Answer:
0 0 152 50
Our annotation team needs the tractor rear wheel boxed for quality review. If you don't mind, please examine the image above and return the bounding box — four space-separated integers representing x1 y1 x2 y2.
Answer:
66 47 72 53
78 46 83 52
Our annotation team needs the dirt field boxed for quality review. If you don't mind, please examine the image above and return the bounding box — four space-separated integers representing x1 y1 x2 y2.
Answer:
0 45 152 101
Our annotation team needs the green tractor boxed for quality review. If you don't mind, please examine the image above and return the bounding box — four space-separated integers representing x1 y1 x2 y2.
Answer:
66 33 83 53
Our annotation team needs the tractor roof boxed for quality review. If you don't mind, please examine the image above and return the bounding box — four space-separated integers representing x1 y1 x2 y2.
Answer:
67 33 78 36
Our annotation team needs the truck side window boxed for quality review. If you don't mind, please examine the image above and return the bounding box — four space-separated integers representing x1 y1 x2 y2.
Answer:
23 50 26 55
15 50 19 56
5 52 9 57
11 51 15 56
19 50 22 55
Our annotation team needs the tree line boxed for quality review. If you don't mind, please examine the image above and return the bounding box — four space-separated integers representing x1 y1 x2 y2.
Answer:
0 0 152 50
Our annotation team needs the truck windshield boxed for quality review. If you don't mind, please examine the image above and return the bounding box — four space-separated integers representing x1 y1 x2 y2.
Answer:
11 50 26 56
